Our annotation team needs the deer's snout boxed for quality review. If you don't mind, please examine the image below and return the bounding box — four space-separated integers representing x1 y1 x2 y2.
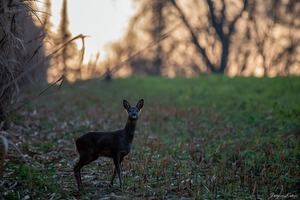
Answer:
128 107 140 120
130 112 138 119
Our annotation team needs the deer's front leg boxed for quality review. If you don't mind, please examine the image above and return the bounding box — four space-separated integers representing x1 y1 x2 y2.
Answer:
109 168 116 188
112 155 124 190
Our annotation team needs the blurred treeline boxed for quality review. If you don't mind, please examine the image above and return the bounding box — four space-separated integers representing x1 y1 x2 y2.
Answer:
102 0 300 77
1 0 300 121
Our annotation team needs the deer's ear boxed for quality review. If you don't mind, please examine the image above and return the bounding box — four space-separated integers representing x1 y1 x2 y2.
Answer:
123 100 131 110
136 99 144 110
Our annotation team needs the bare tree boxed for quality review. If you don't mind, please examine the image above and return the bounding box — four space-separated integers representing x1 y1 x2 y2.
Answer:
129 0 169 75
149 0 165 75
54 0 79 80
42 0 52 33
247 0 300 76
170 0 248 73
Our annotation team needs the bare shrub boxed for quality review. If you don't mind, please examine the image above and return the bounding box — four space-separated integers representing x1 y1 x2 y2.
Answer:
0 0 48 123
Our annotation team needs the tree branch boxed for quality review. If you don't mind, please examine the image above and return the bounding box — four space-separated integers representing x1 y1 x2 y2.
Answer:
170 0 216 72
8 75 65 113
228 0 248 36
206 0 224 40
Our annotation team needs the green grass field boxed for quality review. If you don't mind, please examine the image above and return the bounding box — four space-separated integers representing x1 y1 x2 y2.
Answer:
1 76 300 199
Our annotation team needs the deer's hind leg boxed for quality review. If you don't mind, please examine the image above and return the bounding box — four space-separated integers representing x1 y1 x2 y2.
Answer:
74 153 98 190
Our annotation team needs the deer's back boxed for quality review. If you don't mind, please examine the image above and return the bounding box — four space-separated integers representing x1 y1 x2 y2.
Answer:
75 130 132 158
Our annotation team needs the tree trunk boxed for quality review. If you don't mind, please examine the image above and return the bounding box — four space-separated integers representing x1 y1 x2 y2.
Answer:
219 38 229 73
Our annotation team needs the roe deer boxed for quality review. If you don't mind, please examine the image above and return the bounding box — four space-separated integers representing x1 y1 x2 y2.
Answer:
73 99 144 191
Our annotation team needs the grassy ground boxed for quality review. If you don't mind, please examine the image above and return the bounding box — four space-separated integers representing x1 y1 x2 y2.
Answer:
1 76 300 199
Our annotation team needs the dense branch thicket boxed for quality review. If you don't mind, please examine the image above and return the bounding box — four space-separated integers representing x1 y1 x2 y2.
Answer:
0 0 48 126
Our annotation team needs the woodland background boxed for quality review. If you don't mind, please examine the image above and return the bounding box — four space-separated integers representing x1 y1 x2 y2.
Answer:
0 0 299 199
1 0 300 113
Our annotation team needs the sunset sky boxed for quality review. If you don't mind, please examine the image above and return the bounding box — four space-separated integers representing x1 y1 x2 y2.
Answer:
44 0 134 62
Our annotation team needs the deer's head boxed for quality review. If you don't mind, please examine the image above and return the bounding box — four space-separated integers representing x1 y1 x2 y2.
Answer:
123 99 144 120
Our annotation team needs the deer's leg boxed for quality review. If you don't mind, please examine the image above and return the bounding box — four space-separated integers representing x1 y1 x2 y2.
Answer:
112 155 124 190
109 168 116 188
109 157 123 188
74 154 97 191
74 158 85 190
